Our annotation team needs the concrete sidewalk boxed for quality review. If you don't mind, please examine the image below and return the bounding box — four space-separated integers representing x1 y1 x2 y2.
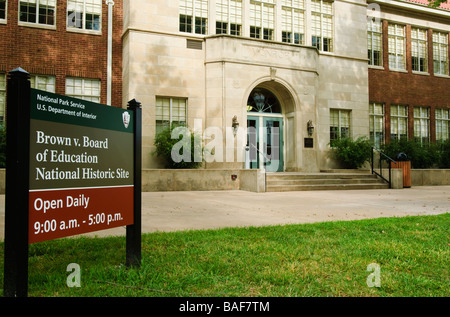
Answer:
1 186 449 240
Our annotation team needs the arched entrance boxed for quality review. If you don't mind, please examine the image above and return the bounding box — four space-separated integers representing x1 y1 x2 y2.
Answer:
246 87 284 172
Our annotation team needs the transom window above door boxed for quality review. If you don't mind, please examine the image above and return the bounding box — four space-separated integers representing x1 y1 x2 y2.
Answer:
247 88 282 114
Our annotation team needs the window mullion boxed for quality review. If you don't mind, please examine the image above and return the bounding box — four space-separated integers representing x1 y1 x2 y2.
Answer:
258 2 261 39
395 31 399 69
81 79 85 98
394 26 397 69
371 26 375 64
319 1 323 50
192 0 196 33
291 8 294 43
338 110 341 138
35 0 39 24
169 98 173 126
228 1 231 35
83 1 87 30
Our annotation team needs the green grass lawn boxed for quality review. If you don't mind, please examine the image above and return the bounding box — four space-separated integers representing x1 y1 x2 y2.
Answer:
0 213 449 297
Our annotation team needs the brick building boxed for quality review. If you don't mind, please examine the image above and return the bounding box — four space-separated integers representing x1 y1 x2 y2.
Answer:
0 0 448 172
368 0 450 148
0 0 123 124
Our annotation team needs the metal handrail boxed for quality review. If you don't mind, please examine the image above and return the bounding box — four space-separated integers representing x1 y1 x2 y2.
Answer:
371 147 396 188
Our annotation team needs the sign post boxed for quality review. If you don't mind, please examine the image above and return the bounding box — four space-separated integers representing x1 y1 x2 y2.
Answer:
126 99 142 268
3 68 142 297
3 68 31 297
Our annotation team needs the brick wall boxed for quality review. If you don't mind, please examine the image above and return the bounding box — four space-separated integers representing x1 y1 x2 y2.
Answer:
0 1 123 107
369 20 450 144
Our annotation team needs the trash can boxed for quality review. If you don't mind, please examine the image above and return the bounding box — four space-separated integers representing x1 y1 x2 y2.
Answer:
391 153 411 188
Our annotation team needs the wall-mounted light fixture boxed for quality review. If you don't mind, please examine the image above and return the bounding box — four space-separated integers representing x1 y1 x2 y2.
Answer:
307 120 314 136
232 115 239 136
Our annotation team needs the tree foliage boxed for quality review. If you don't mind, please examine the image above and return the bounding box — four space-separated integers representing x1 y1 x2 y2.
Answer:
427 0 448 8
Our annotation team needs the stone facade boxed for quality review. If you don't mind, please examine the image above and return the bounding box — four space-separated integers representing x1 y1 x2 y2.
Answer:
123 0 369 171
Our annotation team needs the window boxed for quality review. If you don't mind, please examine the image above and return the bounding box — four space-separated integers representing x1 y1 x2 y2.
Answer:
156 97 187 134
390 104 408 141
216 0 242 36
436 108 450 141
433 31 449 75
330 109 351 141
411 28 428 72
368 20 382 66
65 78 101 103
19 0 56 26
247 88 282 114
30 75 56 93
388 24 406 70
281 0 305 45
67 0 102 31
0 73 5 124
250 0 275 40
414 106 430 144
369 103 384 148
311 0 333 52
180 0 208 35
0 0 6 21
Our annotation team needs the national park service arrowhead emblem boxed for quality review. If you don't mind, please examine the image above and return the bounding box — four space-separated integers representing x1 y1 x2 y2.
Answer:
122 111 130 129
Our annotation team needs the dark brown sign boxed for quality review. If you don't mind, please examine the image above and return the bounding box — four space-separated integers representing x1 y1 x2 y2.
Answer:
28 89 135 243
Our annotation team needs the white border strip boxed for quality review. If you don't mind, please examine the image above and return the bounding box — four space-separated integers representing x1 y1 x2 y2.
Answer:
29 185 134 193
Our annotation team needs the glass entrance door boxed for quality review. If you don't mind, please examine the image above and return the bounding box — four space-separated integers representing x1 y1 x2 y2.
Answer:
263 117 283 172
246 87 284 172
247 116 259 170
246 116 283 172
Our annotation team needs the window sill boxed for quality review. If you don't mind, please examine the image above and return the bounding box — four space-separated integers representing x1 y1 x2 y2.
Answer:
369 65 385 70
318 51 335 56
179 31 206 39
18 21 56 31
389 68 408 73
412 71 430 76
434 73 450 79
67 27 102 36
0 19 6 25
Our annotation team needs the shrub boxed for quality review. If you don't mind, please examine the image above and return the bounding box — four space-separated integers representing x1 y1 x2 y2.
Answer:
382 139 440 169
330 137 372 169
437 139 450 168
153 124 203 169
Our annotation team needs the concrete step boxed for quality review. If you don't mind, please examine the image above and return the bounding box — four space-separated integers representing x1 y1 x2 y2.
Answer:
266 183 389 192
319 169 371 174
267 178 383 186
265 170 389 192
266 173 379 181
